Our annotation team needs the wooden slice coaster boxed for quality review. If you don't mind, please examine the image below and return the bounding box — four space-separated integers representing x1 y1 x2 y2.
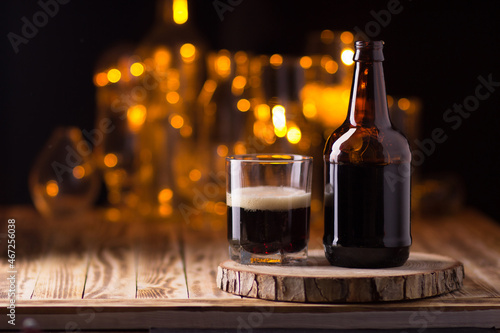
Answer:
217 250 464 303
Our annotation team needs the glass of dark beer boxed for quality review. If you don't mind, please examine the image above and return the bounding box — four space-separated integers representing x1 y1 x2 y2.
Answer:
226 154 312 264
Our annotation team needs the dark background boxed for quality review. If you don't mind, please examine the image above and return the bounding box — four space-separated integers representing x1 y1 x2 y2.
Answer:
1 0 499 220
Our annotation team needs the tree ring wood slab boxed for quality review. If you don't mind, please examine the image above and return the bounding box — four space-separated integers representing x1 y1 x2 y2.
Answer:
217 250 464 303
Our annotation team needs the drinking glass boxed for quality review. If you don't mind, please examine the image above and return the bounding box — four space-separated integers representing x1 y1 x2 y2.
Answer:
226 154 312 264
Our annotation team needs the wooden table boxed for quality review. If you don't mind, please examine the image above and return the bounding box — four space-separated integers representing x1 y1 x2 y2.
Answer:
0 206 499 331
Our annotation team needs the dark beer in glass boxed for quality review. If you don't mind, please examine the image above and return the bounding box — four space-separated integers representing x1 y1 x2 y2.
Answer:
227 154 312 264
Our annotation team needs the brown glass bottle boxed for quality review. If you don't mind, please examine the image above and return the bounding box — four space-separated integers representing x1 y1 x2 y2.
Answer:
323 41 411 268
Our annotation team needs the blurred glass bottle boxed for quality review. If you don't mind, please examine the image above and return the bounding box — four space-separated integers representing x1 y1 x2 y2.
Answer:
185 50 254 228
131 0 205 220
93 46 144 222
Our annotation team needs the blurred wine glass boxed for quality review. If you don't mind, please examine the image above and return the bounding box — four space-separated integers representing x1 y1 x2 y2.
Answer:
29 127 100 219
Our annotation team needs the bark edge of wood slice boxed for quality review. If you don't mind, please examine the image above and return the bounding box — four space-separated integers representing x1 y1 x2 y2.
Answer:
216 250 464 303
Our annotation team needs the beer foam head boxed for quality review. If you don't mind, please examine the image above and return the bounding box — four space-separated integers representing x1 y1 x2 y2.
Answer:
227 186 311 211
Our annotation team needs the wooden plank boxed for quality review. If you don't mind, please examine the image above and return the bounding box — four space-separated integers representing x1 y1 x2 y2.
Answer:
30 212 104 299
1 303 499 330
136 223 188 299
31 252 89 299
182 216 241 299
0 207 51 300
413 211 500 297
83 220 137 299
0 263 9 299
4 296 500 308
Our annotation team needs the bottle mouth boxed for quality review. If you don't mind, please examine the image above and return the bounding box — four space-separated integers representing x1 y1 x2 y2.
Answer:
355 40 384 49
354 41 384 61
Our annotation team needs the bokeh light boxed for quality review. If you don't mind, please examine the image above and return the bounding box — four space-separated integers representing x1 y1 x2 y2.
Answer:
341 49 355 66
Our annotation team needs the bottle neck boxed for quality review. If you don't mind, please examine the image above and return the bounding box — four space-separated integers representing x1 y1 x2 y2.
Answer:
347 47 391 128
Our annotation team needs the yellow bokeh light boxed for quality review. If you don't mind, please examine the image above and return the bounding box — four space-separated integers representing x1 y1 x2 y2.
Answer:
398 98 411 110
274 126 287 138
217 144 229 157
107 69 121 83
325 60 338 74
232 75 246 90
270 54 283 67
272 105 286 131
166 91 180 104
72 165 85 179
216 54 231 77
154 48 171 69
180 125 192 137
46 180 59 197
214 201 226 215
170 114 184 129
287 127 302 144
253 120 265 137
158 188 173 204
255 104 270 121
94 72 108 87
130 62 144 77
387 95 394 108
127 105 147 131
167 77 180 91
340 31 354 44
237 99 251 112
159 204 173 217
173 0 188 24
235 51 248 65
341 49 355 66
321 55 332 68
180 43 196 62
320 29 334 44
303 100 317 118
203 79 217 93
300 56 312 69
189 169 202 182
234 141 246 155
104 153 118 168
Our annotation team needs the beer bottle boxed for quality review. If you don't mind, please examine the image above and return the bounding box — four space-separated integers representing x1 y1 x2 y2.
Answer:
323 41 411 268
